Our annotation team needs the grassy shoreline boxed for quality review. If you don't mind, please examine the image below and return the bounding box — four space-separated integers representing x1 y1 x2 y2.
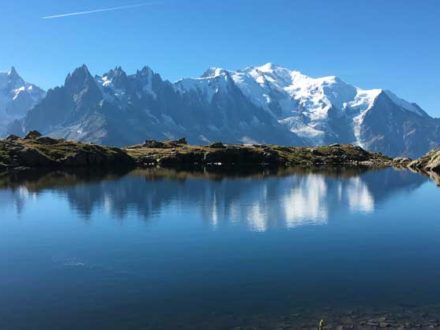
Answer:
1 132 439 186
0 133 394 170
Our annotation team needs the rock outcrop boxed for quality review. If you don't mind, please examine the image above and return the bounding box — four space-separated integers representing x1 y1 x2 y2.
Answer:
409 149 440 173
0 134 398 173
126 142 392 169
24 130 42 140
0 134 135 171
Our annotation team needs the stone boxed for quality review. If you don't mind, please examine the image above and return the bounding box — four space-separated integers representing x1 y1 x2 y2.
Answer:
394 156 412 164
144 140 167 148
171 137 187 145
24 130 42 140
5 134 20 141
209 142 226 149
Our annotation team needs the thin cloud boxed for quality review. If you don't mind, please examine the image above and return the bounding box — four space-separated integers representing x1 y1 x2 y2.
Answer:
42 2 157 20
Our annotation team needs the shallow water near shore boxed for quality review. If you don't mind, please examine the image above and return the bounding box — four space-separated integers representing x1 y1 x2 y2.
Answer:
1 167 440 329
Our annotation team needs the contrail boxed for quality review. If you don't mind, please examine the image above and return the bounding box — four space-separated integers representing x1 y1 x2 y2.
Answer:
42 2 157 20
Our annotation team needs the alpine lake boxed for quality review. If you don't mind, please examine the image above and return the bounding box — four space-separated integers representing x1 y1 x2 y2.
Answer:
1 166 440 329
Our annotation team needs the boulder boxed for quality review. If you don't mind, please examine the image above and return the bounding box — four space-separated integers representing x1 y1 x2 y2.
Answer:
24 130 42 140
144 140 167 148
168 137 187 146
5 134 20 142
209 142 226 149
393 157 412 167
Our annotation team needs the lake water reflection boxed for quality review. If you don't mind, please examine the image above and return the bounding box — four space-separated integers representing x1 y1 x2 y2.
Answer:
0 167 439 329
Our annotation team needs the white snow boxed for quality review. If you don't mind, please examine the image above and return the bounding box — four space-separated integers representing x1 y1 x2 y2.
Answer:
176 62 425 146
175 69 232 103
0 68 45 134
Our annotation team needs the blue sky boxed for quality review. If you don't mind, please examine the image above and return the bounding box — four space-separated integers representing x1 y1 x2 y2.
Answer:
1 0 439 116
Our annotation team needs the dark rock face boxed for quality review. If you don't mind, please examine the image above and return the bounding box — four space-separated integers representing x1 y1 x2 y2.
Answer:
203 147 283 166
360 92 440 158
158 152 204 167
17 147 55 167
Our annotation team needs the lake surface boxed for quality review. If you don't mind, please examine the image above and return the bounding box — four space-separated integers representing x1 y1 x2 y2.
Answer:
1 167 440 329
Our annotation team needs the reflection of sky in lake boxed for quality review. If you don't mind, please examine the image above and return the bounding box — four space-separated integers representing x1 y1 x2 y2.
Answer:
0 168 427 232
0 168 439 329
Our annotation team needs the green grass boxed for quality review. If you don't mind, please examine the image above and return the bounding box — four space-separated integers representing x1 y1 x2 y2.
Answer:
0 136 393 171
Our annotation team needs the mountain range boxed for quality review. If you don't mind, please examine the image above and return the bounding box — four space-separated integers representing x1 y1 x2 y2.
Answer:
2 64 439 158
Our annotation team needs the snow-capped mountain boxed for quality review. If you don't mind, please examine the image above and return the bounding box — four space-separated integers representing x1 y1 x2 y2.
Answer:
177 63 438 156
9 64 440 157
11 65 299 146
0 67 45 134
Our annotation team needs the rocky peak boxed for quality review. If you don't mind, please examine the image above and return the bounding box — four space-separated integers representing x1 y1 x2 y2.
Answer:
24 130 42 140
201 67 230 79
136 66 154 77
102 66 129 89
2 66 25 89
8 66 19 79
64 65 99 96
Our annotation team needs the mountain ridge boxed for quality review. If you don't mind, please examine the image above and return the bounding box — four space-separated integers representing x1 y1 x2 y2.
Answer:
0 67 45 134
4 63 439 157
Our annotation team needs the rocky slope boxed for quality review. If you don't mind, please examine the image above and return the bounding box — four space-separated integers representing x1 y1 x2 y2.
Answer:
8 64 440 158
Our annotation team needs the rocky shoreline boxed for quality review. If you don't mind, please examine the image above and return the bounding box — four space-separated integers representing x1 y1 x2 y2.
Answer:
1 131 439 185
125 139 393 169
210 304 440 329
0 131 135 172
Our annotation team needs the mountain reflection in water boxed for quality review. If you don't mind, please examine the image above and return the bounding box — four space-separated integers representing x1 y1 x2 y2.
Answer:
0 167 426 232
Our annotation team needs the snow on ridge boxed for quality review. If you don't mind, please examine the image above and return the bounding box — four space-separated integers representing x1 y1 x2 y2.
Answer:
175 68 234 103
384 90 426 116
225 64 402 145
0 68 46 133
174 78 218 103
95 66 158 100
174 62 421 145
